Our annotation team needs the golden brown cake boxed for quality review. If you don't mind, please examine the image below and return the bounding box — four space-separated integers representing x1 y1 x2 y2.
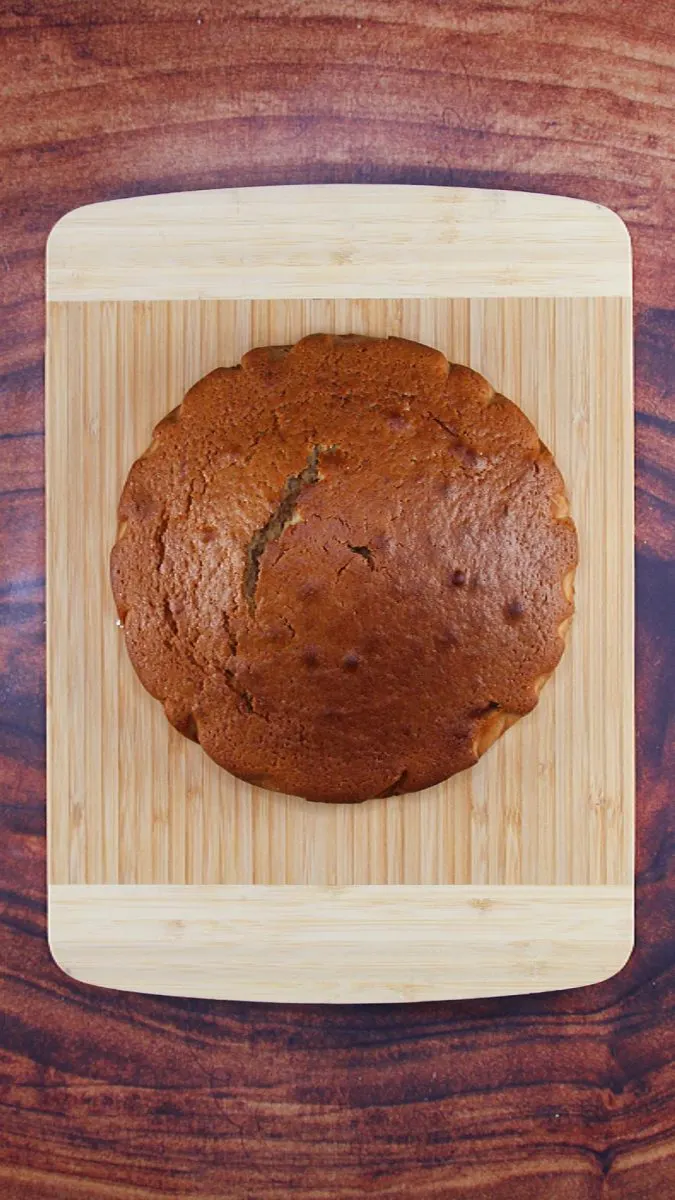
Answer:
111 335 578 802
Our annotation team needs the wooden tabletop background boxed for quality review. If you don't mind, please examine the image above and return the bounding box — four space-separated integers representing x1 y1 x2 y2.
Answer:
1 2 673 1196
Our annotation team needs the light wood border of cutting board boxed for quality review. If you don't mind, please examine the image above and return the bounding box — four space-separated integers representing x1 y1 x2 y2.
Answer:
46 185 634 1003
48 885 632 1003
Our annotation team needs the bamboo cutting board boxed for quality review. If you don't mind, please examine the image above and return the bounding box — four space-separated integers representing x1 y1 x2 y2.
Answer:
46 185 634 1003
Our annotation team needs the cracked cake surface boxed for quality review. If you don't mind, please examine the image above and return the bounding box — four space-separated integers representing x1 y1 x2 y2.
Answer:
110 334 578 803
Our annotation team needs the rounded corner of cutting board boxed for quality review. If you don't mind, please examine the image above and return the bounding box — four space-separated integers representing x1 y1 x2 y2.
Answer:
47 914 109 995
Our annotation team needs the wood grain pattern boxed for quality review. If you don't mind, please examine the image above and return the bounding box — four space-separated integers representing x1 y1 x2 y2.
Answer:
49 884 633 1003
46 185 631 299
1 0 674 1194
46 290 633 889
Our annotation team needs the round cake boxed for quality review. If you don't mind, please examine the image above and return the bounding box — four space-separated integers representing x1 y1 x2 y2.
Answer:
111 334 578 802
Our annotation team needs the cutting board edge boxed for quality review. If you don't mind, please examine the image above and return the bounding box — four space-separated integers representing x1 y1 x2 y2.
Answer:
48 883 634 1004
45 183 631 301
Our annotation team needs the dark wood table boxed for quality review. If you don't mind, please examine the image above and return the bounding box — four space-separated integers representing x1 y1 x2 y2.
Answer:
2 3 673 1196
